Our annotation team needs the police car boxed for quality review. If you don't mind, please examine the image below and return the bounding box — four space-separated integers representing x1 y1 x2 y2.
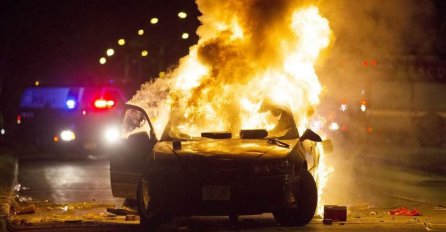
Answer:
16 86 127 157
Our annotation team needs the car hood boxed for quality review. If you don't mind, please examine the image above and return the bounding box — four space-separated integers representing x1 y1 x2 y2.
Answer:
154 139 297 160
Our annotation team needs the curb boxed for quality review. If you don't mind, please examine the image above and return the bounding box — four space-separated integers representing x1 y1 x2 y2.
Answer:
0 157 18 232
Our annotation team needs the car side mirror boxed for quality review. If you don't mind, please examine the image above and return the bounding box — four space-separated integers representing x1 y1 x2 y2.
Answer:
299 129 322 142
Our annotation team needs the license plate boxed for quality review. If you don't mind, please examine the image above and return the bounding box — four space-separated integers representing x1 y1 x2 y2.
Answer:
83 142 97 150
202 186 230 201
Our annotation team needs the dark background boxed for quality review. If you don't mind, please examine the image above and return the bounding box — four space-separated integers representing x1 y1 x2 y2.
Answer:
0 0 200 129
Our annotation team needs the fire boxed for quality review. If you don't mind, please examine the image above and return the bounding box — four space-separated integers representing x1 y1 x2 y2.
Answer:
131 0 333 216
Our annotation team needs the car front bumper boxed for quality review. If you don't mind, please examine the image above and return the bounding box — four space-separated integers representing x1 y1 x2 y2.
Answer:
150 173 300 215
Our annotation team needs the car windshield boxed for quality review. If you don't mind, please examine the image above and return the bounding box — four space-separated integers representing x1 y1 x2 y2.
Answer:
161 105 299 141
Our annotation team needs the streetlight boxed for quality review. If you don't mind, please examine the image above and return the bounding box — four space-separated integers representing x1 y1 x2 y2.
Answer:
141 50 148 57
178 11 187 19
106 48 115 56
150 17 159 24
118 39 126 46
138 29 144 36
35 81 40 86
99 57 107 64
181 33 189 39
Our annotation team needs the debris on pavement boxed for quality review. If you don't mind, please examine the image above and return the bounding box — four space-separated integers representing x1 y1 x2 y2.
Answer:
107 207 137 215
424 222 433 231
322 218 333 225
125 215 139 221
389 207 421 216
15 204 36 215
324 205 347 222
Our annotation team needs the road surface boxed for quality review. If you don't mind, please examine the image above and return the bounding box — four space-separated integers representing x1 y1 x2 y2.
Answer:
10 144 446 231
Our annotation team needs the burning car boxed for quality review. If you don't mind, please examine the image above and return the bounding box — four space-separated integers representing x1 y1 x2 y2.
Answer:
110 102 328 227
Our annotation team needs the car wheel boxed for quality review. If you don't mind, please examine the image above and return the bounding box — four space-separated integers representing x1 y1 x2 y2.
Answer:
273 169 317 226
137 178 172 227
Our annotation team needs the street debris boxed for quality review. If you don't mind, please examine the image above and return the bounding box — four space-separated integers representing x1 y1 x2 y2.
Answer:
323 205 347 222
424 222 433 231
107 207 137 215
322 218 333 225
389 207 421 216
125 215 139 221
15 204 36 215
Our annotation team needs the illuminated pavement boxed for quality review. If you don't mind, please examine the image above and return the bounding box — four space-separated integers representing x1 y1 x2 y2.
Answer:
10 148 446 231
17 159 115 205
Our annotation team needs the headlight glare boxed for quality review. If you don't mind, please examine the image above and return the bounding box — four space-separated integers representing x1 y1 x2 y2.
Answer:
60 130 75 142
104 126 120 143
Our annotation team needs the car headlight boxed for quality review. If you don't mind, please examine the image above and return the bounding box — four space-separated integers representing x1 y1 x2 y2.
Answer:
60 130 76 142
254 160 292 175
104 126 120 143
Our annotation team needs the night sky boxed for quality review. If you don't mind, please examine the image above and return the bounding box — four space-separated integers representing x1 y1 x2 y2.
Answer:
0 0 200 122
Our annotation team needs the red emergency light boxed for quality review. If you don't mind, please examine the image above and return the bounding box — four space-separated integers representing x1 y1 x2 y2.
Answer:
94 99 115 109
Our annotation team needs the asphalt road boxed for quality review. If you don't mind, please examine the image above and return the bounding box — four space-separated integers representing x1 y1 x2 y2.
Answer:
11 144 446 232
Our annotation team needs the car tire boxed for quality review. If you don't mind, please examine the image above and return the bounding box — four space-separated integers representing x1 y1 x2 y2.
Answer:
273 169 317 226
137 179 172 227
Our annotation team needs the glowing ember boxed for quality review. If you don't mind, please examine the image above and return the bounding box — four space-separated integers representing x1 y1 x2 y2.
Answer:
131 0 333 215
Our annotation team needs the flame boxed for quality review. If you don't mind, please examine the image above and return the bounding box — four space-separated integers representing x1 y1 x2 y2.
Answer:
131 0 333 216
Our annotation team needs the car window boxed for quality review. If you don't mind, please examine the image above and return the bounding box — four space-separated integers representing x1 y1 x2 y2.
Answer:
122 108 152 139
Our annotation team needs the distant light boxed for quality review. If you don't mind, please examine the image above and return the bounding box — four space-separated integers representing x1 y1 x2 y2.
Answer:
60 130 75 142
141 50 148 57
360 104 367 112
118 39 126 46
99 57 107 64
181 33 189 39
16 115 21 125
82 110 87 115
138 29 144 36
150 17 159 24
363 60 368 67
178 11 187 19
340 104 348 112
329 122 340 131
1 129 5 135
35 81 40 86
53 136 59 142
106 48 115 56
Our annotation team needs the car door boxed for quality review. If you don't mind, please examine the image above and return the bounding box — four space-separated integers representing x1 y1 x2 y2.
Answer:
110 104 157 200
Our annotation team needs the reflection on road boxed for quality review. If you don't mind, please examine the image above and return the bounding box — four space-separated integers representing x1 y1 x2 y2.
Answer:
19 159 115 204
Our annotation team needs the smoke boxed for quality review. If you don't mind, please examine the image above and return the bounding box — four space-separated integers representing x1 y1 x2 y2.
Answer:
317 0 438 96
316 0 440 206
